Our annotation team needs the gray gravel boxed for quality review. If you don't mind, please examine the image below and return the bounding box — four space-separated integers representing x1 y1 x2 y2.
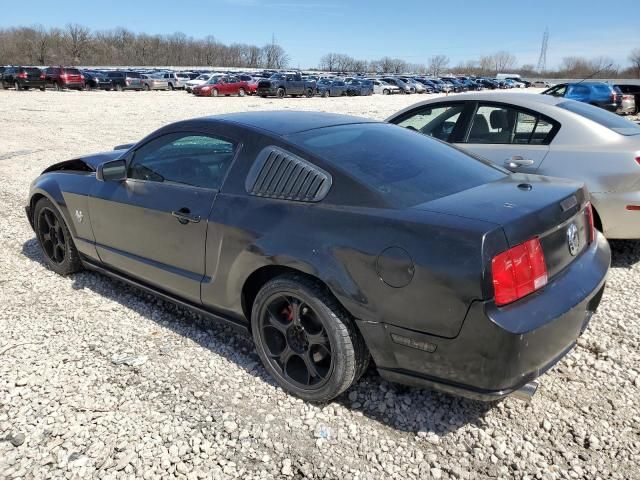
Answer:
1 90 639 480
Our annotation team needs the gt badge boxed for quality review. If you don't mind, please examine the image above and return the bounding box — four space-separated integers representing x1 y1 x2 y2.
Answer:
75 209 84 223
566 223 579 256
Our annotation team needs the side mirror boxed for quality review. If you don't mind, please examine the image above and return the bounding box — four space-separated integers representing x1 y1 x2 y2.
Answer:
96 159 127 182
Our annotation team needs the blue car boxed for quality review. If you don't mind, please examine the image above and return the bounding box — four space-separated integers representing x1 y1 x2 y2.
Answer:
543 82 622 112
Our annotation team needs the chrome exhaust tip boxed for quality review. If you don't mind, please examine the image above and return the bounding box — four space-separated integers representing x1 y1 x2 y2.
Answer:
511 381 538 402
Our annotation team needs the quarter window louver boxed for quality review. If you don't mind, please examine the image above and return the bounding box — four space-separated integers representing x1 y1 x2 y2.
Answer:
246 147 332 202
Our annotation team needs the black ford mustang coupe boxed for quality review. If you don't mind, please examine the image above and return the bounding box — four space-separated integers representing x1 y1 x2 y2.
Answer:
26 111 610 402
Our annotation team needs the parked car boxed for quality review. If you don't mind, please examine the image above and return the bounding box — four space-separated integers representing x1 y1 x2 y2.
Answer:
141 74 169 91
82 70 112 90
1 66 45 91
532 80 552 88
105 71 143 91
317 79 348 97
345 79 373 96
235 74 259 94
543 82 622 112
618 93 637 115
615 84 640 115
370 79 400 95
387 92 640 239
192 75 249 97
161 71 191 90
26 111 609 403
415 78 438 93
440 77 467 92
185 74 214 93
257 72 316 98
43 67 84 90
382 77 412 94
429 78 453 93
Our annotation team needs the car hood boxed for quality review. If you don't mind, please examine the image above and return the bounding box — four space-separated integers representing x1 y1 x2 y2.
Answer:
76 150 126 170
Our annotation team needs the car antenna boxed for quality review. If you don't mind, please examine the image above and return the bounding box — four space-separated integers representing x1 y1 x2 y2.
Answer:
575 63 613 85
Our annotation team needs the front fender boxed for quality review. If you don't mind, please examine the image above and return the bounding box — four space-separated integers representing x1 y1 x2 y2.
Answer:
28 172 99 260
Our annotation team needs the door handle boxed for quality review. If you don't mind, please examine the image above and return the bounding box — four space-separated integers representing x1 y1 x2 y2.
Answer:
171 208 201 224
504 156 535 169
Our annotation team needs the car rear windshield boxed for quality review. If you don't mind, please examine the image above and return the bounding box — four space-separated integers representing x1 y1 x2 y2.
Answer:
24 68 41 74
289 123 507 207
557 101 640 136
64 68 81 75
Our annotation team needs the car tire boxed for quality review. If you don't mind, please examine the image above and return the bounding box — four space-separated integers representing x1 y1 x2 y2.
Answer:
15 82 22 91
40 86 46 92
33 197 83 276
277 88 286 99
322 90 329 98
168 83 175 91
144 84 151 91
251 273 370 403
305 88 314 98
55 82 63 91
382 89 389 95
259 95 267 98
212 88 218 97
238 88 246 97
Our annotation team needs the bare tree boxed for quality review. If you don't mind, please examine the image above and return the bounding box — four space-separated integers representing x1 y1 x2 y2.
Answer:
492 51 517 73
428 55 449 76
319 53 339 71
630 48 640 78
262 41 289 69
64 24 91 64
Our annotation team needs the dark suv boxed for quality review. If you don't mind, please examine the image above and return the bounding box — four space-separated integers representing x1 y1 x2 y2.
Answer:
43 67 85 90
1 66 45 91
543 82 622 112
106 71 143 91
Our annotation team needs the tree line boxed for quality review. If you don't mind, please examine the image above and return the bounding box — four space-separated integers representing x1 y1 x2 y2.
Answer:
0 24 290 69
318 50 640 79
1 24 638 79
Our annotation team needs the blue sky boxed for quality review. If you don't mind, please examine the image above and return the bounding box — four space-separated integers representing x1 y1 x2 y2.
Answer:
3 0 639 68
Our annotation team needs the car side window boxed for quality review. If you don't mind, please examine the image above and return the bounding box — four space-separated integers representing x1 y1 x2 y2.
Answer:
396 104 465 142
466 104 556 145
128 133 237 190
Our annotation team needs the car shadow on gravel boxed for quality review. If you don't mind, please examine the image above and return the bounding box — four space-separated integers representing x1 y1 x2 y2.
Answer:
22 238 493 435
609 240 640 268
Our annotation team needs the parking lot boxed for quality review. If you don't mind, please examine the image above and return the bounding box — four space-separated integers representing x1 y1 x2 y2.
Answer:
0 89 639 480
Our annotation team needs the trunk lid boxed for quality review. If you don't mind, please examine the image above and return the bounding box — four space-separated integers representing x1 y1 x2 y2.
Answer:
414 174 592 279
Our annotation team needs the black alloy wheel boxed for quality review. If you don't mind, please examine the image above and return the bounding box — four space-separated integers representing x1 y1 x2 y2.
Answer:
259 294 333 390
33 198 82 275
252 274 369 402
37 207 66 264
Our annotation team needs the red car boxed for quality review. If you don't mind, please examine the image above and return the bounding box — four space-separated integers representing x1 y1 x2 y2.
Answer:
42 66 84 90
192 75 249 97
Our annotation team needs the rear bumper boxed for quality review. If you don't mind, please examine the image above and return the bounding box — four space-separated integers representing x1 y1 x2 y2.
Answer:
18 79 46 88
592 191 640 239
257 87 277 96
358 232 610 401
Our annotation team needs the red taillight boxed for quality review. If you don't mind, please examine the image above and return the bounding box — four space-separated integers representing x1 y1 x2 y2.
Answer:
635 157 640 166
586 202 595 243
626 205 640 211
40 73 45 80
492 237 548 306
17 72 27 79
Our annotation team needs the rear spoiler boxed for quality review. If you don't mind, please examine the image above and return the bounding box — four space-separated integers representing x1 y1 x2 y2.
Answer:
114 143 135 151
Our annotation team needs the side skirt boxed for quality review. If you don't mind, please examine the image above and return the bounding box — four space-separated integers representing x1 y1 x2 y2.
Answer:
81 258 249 334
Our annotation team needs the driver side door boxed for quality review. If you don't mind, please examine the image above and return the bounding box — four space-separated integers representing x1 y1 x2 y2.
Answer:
88 131 238 303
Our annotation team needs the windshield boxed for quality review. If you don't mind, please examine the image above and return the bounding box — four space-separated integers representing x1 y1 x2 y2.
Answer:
196 74 211 80
177 73 190 78
289 123 506 207
206 76 222 84
558 101 640 136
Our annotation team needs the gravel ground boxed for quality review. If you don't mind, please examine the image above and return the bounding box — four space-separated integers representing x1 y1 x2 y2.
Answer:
1 89 639 480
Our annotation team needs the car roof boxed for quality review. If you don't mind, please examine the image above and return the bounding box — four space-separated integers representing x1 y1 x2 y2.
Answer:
204 111 377 136
386 92 572 122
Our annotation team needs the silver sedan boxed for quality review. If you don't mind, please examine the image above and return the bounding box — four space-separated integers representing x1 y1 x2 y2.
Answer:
387 92 640 239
